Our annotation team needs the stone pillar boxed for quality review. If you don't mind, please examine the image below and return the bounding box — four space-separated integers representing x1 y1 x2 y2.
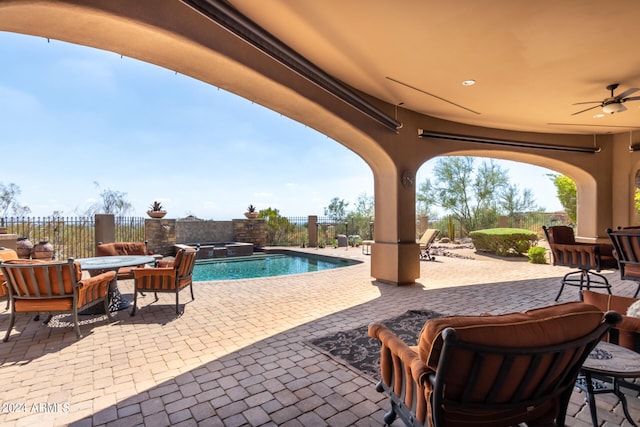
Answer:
232 219 266 248
499 215 508 228
95 214 115 245
0 234 17 251
308 215 318 247
145 218 176 256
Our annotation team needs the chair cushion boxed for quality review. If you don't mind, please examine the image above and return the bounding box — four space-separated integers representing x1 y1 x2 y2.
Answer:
418 301 604 370
547 226 576 245
0 249 18 298
96 242 146 256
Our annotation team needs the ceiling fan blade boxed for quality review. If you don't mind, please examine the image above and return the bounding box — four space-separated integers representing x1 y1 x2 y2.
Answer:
616 87 640 99
622 96 640 102
572 105 601 115
572 101 602 105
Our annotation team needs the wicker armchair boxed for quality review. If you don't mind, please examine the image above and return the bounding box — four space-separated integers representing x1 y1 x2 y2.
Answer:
542 225 617 301
130 246 198 315
369 302 620 427
0 258 115 341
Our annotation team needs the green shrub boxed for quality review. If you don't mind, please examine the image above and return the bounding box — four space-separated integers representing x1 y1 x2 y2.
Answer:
469 228 537 256
527 246 547 264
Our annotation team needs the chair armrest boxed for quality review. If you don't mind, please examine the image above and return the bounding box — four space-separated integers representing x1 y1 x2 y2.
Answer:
78 270 116 289
369 322 432 425
77 270 115 306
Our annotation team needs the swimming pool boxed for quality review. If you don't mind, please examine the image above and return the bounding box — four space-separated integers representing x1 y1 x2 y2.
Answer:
192 252 361 281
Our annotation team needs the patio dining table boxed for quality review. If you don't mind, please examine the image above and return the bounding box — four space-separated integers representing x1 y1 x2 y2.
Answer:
77 255 156 312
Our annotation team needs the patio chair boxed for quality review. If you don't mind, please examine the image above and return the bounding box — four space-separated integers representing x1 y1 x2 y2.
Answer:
0 258 115 341
0 248 18 309
582 289 640 353
96 241 150 280
130 246 198 316
606 227 640 298
418 229 439 261
369 302 621 427
542 225 617 301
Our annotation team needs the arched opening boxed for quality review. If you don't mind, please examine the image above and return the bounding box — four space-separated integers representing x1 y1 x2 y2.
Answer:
415 150 598 239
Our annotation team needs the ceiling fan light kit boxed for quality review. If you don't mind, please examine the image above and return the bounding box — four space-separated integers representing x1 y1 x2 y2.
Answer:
572 83 640 116
602 102 627 114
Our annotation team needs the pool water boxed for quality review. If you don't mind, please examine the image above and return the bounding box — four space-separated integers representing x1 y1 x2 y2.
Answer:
192 253 359 281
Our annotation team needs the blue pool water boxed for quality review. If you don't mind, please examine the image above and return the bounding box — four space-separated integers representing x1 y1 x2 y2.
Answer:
192 253 359 281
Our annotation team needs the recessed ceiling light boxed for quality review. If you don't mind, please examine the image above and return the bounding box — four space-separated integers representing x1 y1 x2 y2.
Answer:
462 79 476 86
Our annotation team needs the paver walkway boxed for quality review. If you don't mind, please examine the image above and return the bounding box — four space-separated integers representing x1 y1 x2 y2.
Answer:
0 245 638 426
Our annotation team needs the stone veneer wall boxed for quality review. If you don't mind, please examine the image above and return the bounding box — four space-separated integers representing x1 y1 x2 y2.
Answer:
145 218 266 256
232 219 266 248
176 219 233 244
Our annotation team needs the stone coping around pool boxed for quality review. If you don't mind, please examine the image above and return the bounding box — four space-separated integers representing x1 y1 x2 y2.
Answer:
263 248 363 265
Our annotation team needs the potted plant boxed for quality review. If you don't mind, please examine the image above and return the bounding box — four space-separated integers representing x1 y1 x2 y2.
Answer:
244 204 259 219
147 201 167 219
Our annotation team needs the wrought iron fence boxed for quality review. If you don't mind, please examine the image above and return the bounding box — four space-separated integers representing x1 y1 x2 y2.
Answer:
1 216 145 259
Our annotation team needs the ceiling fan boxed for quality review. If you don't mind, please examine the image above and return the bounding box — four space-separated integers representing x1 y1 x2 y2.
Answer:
572 83 640 115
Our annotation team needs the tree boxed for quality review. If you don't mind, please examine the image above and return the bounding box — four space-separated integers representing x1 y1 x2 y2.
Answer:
258 207 295 245
84 182 133 216
324 197 349 222
499 184 539 217
549 174 576 223
418 157 540 234
420 157 511 234
346 193 374 239
0 182 31 218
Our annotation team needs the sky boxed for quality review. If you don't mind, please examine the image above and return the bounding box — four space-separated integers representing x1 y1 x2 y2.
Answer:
0 32 563 219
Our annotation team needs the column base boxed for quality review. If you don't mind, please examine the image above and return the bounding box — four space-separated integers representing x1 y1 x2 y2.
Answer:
371 241 420 285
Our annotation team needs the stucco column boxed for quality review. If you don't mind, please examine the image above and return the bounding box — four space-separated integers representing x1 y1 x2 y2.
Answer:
371 168 420 285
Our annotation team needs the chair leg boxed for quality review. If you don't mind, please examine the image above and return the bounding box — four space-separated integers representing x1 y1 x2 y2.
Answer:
190 283 194 300
175 291 180 315
634 283 640 299
130 288 139 316
73 308 82 339
3 311 15 342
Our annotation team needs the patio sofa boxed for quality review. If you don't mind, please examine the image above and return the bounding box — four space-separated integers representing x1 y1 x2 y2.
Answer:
96 241 149 280
369 302 619 427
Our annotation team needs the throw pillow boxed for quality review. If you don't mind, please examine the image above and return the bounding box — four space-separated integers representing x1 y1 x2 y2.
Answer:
626 299 640 317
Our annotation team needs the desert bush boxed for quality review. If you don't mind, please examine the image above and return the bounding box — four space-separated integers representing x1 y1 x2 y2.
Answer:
470 228 538 256
527 246 547 264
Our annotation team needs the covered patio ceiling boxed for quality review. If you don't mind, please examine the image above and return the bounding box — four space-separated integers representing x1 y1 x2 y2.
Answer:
222 0 640 136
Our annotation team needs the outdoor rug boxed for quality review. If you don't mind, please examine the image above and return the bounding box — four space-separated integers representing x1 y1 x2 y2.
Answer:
308 309 443 380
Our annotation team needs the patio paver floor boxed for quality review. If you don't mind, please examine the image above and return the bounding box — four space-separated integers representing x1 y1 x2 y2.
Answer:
0 245 638 426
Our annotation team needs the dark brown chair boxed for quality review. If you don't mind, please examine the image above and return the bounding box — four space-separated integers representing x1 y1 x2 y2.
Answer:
369 302 621 427
606 227 640 298
130 246 198 315
542 225 617 301
0 258 115 341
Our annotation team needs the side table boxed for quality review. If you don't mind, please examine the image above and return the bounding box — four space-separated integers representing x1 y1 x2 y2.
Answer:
578 341 640 427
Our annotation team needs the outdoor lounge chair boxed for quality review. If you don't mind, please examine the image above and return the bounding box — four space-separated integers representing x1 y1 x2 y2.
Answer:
542 225 617 301
418 229 439 261
582 289 640 353
130 246 198 316
606 227 640 298
0 258 115 341
369 302 621 427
